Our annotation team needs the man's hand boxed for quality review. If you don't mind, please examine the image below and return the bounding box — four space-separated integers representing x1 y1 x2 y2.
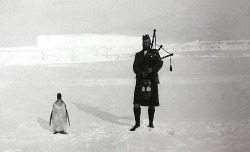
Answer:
142 71 148 78
142 67 153 78
147 67 153 73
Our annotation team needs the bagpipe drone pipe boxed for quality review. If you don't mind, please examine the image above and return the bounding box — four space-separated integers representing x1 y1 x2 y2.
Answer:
150 29 173 71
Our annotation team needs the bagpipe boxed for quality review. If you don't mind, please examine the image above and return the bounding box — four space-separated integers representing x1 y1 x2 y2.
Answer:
150 29 174 71
140 29 174 100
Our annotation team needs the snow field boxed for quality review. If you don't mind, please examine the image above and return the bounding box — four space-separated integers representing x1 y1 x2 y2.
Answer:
0 56 250 151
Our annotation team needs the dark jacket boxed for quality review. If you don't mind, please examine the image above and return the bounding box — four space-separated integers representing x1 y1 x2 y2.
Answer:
133 49 163 84
133 49 163 106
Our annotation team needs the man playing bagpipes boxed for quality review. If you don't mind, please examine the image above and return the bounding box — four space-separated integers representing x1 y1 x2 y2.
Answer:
130 34 163 131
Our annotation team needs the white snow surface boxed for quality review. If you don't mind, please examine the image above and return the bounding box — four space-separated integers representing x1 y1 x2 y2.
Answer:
0 35 250 151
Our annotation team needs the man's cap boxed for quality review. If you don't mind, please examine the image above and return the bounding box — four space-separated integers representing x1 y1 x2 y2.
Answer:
143 34 151 41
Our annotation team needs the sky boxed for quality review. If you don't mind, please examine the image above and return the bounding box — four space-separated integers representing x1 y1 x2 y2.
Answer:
0 0 250 46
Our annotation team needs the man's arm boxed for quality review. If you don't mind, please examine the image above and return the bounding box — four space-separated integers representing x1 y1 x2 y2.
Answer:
133 53 144 76
149 52 163 73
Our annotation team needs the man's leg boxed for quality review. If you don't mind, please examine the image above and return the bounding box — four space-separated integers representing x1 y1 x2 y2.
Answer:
148 106 155 128
130 104 141 131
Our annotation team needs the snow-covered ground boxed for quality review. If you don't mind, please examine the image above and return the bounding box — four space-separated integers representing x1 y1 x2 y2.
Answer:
0 35 250 151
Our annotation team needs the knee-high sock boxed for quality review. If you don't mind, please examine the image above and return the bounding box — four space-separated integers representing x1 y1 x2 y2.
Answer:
134 107 141 126
148 107 155 125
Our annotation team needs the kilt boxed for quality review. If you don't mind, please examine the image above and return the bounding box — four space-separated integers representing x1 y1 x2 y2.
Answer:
133 78 159 106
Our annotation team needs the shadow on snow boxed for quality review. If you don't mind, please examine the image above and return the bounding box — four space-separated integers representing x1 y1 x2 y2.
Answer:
37 117 53 133
72 102 132 126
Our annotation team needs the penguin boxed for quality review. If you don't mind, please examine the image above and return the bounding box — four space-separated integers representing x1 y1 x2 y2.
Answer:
49 93 70 134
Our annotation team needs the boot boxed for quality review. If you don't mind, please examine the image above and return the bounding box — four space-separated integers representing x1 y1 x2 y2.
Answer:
130 107 141 131
148 107 155 128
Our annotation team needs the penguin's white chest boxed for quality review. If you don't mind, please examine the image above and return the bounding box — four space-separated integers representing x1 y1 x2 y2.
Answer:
52 104 67 132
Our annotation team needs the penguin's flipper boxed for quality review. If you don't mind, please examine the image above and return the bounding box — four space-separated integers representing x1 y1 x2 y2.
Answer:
66 108 70 126
49 110 53 126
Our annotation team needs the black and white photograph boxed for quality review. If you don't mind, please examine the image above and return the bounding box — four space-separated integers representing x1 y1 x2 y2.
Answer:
0 0 250 151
